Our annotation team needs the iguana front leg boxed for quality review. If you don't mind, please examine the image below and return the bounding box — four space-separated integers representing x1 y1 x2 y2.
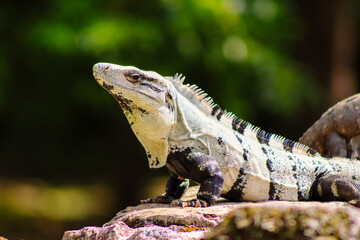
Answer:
140 176 189 204
167 150 224 207
141 149 224 207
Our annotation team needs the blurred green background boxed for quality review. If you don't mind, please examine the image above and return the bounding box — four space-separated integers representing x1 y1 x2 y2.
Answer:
1 0 359 239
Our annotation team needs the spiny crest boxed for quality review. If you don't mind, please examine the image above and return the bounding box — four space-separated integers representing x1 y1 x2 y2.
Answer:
233 116 320 157
169 73 320 157
170 73 218 112
173 73 186 84
270 133 320 157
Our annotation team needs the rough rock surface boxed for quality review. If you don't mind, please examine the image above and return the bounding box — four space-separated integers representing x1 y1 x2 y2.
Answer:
105 186 234 229
62 187 360 240
62 186 229 240
300 93 360 158
206 201 360 240
62 221 205 240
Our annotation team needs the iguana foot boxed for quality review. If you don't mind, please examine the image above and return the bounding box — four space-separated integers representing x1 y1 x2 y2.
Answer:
169 199 210 207
312 174 360 207
140 195 173 204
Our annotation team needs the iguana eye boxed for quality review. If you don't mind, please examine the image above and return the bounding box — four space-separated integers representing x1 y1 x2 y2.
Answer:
125 71 142 83
131 74 140 80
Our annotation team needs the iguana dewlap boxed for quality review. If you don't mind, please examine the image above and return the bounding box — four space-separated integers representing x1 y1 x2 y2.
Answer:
93 62 360 207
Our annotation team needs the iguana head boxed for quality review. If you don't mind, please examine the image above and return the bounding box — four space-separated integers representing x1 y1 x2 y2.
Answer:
93 63 177 168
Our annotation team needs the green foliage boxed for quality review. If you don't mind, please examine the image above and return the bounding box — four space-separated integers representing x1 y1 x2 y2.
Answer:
22 0 318 117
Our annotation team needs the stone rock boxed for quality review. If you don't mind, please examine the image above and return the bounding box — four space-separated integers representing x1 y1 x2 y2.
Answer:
63 222 134 240
205 201 360 240
105 201 235 229
62 221 205 240
62 187 360 240
62 186 237 240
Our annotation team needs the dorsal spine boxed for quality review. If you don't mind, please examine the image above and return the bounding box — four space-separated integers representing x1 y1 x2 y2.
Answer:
169 74 320 157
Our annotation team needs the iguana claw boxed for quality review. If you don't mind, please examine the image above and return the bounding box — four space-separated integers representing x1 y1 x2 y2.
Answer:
140 195 173 204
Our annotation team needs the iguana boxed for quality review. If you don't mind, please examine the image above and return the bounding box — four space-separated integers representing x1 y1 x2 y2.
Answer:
93 62 360 207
